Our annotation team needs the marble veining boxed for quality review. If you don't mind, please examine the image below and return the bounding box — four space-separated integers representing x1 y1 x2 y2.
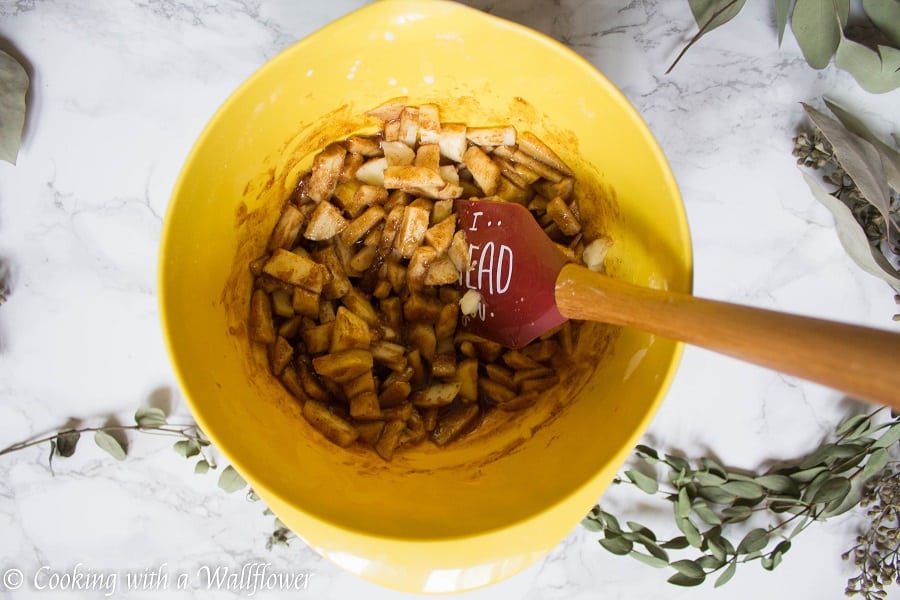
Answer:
1 1 898 598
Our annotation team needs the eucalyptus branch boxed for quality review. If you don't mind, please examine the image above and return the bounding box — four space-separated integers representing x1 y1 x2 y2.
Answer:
584 409 900 589
666 0 743 74
0 406 232 484
0 423 201 457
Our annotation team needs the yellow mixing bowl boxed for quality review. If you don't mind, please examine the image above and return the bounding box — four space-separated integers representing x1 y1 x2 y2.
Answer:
159 0 692 593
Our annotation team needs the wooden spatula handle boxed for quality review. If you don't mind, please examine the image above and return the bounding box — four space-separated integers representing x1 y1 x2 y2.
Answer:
555 263 900 410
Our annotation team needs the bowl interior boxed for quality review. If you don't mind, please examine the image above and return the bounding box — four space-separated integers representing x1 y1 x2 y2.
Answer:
159 0 691 589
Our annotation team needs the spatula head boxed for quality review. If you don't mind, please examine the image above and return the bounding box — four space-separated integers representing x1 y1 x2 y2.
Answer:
454 199 569 349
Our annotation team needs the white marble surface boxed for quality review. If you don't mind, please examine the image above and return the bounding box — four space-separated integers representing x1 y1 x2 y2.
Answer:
1 1 898 598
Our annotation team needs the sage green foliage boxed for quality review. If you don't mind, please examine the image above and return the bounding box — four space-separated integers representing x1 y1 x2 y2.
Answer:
583 409 900 589
794 101 900 294
0 50 28 164
0 406 218 476
678 0 900 92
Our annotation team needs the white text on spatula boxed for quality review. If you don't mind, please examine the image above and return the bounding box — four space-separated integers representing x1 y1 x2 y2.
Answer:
464 211 513 297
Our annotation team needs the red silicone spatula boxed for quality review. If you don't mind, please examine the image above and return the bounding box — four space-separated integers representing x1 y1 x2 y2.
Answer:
454 198 900 410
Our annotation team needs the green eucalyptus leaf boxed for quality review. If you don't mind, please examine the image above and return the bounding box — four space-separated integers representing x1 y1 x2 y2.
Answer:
790 515 812 541
625 469 659 494
630 550 669 568
173 439 201 458
802 103 893 222
661 536 690 550
689 0 748 32
822 479 864 517
803 470 833 503
810 476 851 505
721 480 765 500
635 444 660 461
675 487 692 518
800 171 900 290
715 561 737 587
581 516 604 532
667 469 686 488
761 554 775 570
862 0 900 46
791 0 849 69
861 447 890 481
626 521 657 542
776 0 794 45
829 448 868 473
706 535 726 561
701 457 727 477
599 535 633 556
736 528 770 554
642 540 669 562
217 465 248 493
836 36 900 93
670 559 705 579
722 505 754 523
722 472 756 483
693 501 723 525
676 516 703 548
698 485 737 504
665 454 691 473
834 413 871 437
194 459 210 474
789 464 828 482
754 474 799 495
694 471 727 486
55 429 81 458
134 407 168 428
823 99 900 191
668 572 706 587
697 555 725 570
872 421 900 449
94 431 126 461
600 510 623 534
0 50 28 165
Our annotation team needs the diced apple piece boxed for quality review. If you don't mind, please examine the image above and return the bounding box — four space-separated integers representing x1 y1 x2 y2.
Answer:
267 204 304 250
303 400 358 447
463 145 501 196
431 404 479 446
330 306 371 352
466 125 516 147
418 103 441 144
381 140 416 166
355 157 388 187
412 382 461 407
437 122 467 162
424 215 456 255
308 143 347 202
312 348 374 383
262 249 327 293
393 205 430 258
248 289 276 344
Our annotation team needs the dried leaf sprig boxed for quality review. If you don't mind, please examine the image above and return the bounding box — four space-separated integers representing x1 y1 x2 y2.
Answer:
584 409 900 589
0 407 248 492
794 100 900 297
844 462 900 599
671 0 900 93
